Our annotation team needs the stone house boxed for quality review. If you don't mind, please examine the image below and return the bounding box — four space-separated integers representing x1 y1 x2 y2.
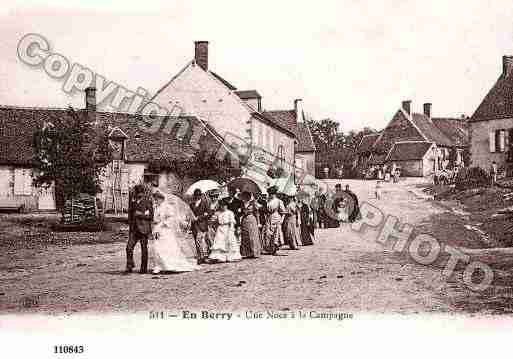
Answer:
470 55 513 171
355 100 469 177
149 41 308 190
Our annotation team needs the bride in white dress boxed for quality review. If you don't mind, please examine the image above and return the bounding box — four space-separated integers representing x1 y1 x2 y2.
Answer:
151 189 199 273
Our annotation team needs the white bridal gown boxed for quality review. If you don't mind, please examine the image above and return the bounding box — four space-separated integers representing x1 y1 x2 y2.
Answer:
152 198 199 273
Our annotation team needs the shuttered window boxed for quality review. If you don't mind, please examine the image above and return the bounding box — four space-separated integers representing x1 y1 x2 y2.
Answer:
499 130 506 152
490 131 496 153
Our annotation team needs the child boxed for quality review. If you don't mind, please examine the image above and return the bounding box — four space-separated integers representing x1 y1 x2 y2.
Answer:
207 197 242 263
375 180 382 200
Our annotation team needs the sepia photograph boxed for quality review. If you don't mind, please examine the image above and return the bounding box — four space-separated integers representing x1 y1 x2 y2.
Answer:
1 0 513 357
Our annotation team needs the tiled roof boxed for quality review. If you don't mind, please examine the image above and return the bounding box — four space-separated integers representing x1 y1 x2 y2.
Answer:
0 107 65 166
98 113 222 162
356 133 380 154
386 141 433 161
261 110 316 152
471 72 513 122
410 113 453 147
431 118 469 147
251 112 296 138
235 90 261 99
0 106 222 166
262 110 298 135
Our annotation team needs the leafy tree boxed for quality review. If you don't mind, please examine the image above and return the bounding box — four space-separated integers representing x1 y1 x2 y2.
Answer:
32 108 113 213
306 118 344 153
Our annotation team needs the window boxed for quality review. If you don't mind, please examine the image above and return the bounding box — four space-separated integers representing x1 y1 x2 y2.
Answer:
490 129 508 153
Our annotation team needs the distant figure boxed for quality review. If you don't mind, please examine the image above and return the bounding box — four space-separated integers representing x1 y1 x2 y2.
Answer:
377 166 383 180
323 166 329 179
491 161 498 186
375 180 382 200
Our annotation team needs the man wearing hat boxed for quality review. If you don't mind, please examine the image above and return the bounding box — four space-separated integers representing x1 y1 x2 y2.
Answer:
126 184 154 274
225 187 243 239
189 189 212 264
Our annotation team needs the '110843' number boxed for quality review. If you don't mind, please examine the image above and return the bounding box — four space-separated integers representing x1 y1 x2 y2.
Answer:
54 346 84 354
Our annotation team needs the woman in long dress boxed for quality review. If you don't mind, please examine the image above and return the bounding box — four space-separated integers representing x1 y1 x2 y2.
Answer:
208 198 242 263
262 186 285 255
151 190 199 274
283 195 300 250
300 199 315 246
239 191 261 258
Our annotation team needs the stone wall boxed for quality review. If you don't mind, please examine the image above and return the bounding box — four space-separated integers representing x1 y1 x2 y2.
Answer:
470 117 513 170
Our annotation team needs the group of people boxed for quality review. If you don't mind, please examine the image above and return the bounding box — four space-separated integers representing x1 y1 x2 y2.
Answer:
366 163 401 183
189 185 316 264
125 183 319 274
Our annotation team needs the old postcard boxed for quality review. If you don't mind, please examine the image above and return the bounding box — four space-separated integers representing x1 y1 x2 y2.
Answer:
1 0 513 357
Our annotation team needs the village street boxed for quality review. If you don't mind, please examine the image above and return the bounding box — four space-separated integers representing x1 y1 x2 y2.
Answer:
0 179 511 315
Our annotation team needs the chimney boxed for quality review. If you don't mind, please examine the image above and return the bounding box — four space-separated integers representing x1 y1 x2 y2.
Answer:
402 100 411 115
503 55 513 77
423 103 432 118
194 41 209 71
294 99 303 123
85 87 96 112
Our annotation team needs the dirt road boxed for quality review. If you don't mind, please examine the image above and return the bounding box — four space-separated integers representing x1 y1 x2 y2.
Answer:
1 179 512 314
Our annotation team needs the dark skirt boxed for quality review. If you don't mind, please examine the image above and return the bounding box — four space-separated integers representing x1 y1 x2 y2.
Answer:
240 214 261 258
300 224 314 246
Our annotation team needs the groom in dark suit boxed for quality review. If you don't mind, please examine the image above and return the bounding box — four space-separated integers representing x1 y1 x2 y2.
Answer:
126 184 154 274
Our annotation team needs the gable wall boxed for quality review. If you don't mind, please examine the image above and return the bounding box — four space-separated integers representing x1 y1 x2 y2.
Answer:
151 64 296 183
375 110 424 153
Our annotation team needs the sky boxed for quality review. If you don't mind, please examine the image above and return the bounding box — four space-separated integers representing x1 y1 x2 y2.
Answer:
1 0 512 132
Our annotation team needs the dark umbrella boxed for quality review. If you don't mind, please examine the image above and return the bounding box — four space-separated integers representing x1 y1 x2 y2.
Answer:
228 177 262 195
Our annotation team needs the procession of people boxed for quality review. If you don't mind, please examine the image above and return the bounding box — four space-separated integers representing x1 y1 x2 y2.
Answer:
125 178 361 275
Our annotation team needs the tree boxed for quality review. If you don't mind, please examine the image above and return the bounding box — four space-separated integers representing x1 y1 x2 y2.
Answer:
447 148 458 170
32 108 112 213
306 118 344 153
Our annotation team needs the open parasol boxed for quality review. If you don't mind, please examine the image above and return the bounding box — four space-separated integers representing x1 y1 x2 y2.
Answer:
185 180 221 197
228 177 262 195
